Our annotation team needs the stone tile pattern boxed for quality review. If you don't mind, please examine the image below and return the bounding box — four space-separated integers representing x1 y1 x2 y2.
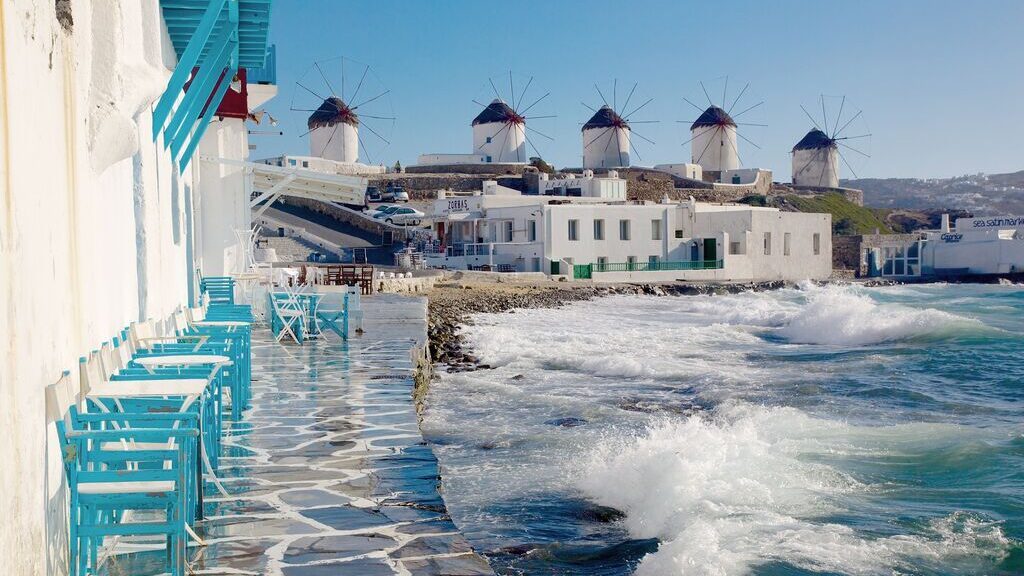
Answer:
100 296 492 576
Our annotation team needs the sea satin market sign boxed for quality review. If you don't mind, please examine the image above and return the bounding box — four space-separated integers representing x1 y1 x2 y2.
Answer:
959 216 1024 229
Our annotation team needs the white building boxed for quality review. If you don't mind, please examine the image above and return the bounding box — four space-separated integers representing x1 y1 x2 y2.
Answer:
582 105 631 169
863 215 1024 279
417 99 527 166
653 163 703 181
535 170 627 200
425 182 832 282
792 129 840 188
691 105 739 174
257 154 385 176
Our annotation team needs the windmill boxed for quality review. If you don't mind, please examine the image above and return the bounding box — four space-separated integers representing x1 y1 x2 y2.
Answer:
470 72 555 164
792 95 871 188
681 77 765 177
581 80 656 169
289 56 395 165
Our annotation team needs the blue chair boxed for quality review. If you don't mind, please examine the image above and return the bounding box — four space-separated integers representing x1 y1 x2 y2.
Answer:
47 372 199 576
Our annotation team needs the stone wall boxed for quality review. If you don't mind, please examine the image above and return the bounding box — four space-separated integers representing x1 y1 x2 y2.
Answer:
791 185 864 206
282 197 415 241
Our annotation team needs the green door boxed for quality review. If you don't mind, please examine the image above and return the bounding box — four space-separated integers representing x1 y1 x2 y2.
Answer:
550 260 560 275
703 238 717 267
573 264 592 279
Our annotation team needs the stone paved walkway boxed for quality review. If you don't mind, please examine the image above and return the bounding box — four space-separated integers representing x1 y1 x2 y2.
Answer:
102 295 492 576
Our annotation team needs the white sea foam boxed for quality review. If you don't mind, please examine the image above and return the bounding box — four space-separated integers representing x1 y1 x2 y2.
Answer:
577 404 1011 575
776 285 981 346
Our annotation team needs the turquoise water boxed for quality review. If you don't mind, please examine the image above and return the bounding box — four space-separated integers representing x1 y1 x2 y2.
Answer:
421 283 1024 575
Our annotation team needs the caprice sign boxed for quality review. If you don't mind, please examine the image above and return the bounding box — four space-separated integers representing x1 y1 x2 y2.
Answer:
960 216 1024 229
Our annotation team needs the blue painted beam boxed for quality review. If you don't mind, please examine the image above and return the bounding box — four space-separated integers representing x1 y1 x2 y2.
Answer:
152 0 228 139
163 25 234 150
177 65 238 170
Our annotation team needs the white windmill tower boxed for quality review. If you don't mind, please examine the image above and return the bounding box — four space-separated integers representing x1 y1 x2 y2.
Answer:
470 73 555 164
682 79 765 180
792 95 871 188
582 81 655 169
291 56 395 165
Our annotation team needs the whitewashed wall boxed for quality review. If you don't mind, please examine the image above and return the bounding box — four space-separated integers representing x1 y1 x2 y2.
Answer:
310 122 358 163
582 126 630 169
473 121 526 163
792 147 839 188
691 125 739 172
0 2 223 574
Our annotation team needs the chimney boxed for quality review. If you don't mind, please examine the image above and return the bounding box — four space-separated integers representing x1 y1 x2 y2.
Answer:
941 213 950 232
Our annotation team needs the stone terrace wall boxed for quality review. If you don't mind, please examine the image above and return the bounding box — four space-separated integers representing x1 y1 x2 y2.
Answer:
405 163 530 175
833 233 921 276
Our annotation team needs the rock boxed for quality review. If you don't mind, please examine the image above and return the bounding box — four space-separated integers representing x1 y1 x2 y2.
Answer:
545 417 587 428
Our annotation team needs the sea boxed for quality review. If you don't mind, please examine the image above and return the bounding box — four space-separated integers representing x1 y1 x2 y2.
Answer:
420 282 1024 576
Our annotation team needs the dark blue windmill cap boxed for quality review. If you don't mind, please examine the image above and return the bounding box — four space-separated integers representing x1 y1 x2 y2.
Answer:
472 99 519 126
582 105 628 131
793 128 836 151
690 105 736 130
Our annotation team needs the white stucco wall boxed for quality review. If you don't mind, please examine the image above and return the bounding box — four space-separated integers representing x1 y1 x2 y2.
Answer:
309 121 358 163
195 119 250 277
0 2 262 573
691 125 739 172
792 147 839 188
582 126 630 168
473 121 526 163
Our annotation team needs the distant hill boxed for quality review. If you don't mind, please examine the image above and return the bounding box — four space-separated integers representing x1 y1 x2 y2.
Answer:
844 171 1024 214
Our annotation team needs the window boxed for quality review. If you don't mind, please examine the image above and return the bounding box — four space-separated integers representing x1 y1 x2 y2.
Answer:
763 232 772 255
568 219 580 241
813 233 821 255
486 156 492 163
619 219 631 240
502 220 513 243
648 255 660 267
729 241 742 255
302 161 309 168
486 136 493 144
532 257 541 272
651 219 662 240
784 232 791 256
593 219 605 240
528 220 537 242
627 256 637 270
289 159 297 166
597 256 608 269
675 230 684 239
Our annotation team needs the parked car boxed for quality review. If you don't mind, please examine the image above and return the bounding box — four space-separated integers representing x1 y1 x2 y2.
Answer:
382 184 408 202
366 204 397 218
365 185 382 203
383 207 425 226
371 205 403 219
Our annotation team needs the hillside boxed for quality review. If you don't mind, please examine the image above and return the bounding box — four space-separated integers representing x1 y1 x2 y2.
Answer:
845 171 1024 214
740 192 893 235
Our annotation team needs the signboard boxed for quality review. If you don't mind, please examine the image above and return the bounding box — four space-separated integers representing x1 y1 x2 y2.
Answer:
940 233 963 243
446 198 470 213
957 216 1024 230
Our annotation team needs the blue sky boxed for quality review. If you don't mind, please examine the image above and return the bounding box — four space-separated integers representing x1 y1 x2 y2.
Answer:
252 0 1024 179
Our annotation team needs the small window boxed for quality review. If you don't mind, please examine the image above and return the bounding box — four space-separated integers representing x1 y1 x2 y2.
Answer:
627 256 637 270
486 136 493 144
568 219 580 241
619 220 631 241
675 230 684 239
289 159 297 166
651 219 662 240
597 256 608 268
784 232 791 256
813 233 821 256
486 156 492 163
528 220 537 242
764 232 772 255
502 220 513 243
593 219 605 240
648 255 659 267
302 161 309 168
729 241 741 255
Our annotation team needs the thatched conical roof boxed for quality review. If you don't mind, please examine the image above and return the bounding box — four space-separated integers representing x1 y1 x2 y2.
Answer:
582 105 628 132
690 106 736 130
307 96 359 130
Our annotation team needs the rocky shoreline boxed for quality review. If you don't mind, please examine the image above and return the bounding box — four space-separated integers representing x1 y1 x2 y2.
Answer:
427 279 794 372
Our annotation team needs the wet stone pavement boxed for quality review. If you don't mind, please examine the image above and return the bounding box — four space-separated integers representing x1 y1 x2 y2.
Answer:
101 295 493 576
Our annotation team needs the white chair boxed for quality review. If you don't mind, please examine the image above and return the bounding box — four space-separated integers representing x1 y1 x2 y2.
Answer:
270 285 305 343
